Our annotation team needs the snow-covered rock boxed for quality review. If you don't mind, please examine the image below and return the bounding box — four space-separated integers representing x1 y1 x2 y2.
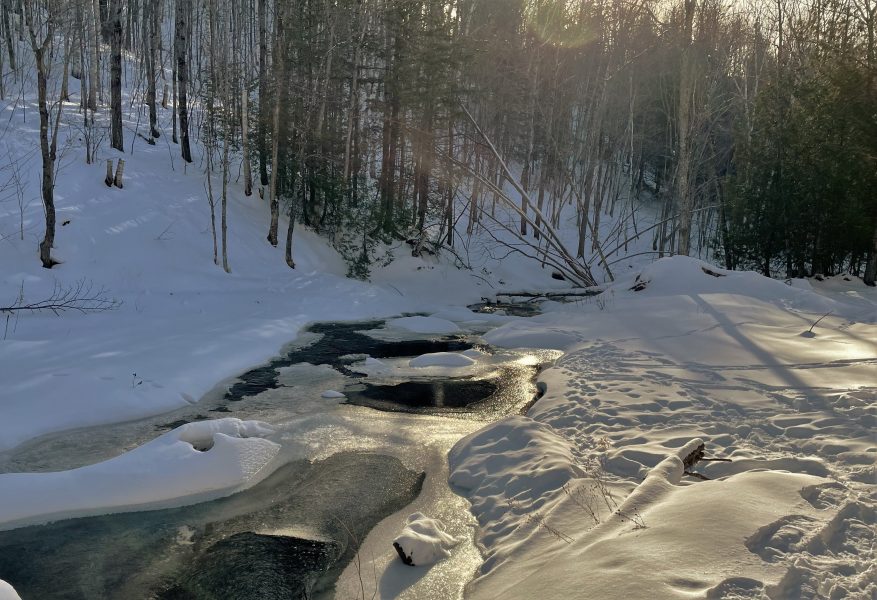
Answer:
0 419 280 530
387 316 460 335
392 512 460 567
409 352 476 368
0 580 21 600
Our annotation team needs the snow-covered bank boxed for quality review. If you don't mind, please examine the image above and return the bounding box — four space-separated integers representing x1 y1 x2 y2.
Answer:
0 419 279 530
0 128 408 451
451 257 877 599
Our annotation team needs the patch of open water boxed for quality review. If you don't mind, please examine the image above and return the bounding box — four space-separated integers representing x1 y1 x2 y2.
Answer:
0 313 559 599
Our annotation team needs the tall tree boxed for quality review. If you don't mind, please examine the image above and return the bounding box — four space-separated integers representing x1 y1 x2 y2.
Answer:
175 0 193 163
109 0 124 151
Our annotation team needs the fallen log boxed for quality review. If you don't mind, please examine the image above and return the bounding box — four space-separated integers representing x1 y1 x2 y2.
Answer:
495 289 604 300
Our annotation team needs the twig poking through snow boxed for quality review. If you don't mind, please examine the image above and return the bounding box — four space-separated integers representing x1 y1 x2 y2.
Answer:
0 279 121 315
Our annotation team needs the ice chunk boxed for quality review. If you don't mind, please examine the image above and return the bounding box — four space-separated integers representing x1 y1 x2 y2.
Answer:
409 352 476 368
387 316 460 334
392 512 460 567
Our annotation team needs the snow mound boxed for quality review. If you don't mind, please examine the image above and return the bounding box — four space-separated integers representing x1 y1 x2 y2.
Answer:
387 316 460 334
320 390 346 399
617 255 846 315
483 323 580 351
349 356 392 377
392 512 460 567
449 416 584 551
0 418 280 530
409 352 476 368
0 580 21 600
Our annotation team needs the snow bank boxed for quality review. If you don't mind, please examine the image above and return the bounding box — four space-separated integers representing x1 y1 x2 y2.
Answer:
0 419 280 529
0 580 20 600
453 256 876 598
430 307 515 325
392 512 460 567
387 316 461 334
409 352 476 368
449 416 584 556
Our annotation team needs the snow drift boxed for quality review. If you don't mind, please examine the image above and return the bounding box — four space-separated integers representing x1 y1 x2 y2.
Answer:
0 419 280 530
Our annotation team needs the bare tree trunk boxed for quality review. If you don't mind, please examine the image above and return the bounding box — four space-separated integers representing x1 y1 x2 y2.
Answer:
59 35 70 102
241 86 253 196
2 1 15 71
675 0 696 256
29 18 56 268
146 0 160 140
285 206 296 268
257 0 269 187
865 226 877 285
267 6 284 247
175 0 192 162
221 124 231 272
88 0 100 110
109 0 123 152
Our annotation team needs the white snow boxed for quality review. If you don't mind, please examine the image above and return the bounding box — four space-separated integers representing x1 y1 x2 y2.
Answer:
0 580 20 600
393 512 461 567
450 256 877 599
2 47 875 599
387 316 461 335
0 419 279 529
429 307 515 326
320 390 346 399
409 352 476 368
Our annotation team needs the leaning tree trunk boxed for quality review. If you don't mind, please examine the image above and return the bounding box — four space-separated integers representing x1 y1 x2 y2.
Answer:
109 0 123 152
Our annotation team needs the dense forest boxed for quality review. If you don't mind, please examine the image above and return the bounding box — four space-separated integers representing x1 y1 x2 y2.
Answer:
9 0 877 284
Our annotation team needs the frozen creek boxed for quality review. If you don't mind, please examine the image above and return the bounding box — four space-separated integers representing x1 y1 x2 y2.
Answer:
0 313 560 599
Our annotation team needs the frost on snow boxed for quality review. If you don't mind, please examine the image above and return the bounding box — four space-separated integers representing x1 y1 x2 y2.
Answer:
0 419 280 529
392 512 461 567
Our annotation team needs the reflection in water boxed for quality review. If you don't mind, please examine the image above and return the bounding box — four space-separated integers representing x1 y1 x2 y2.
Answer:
0 453 423 600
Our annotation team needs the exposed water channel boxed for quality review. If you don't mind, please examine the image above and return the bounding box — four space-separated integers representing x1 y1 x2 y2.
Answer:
0 310 559 599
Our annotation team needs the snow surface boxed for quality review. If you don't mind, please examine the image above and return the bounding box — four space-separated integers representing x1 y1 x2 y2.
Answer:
393 512 461 567
451 256 877 599
0 419 279 529
409 352 476 368
2 43 875 600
